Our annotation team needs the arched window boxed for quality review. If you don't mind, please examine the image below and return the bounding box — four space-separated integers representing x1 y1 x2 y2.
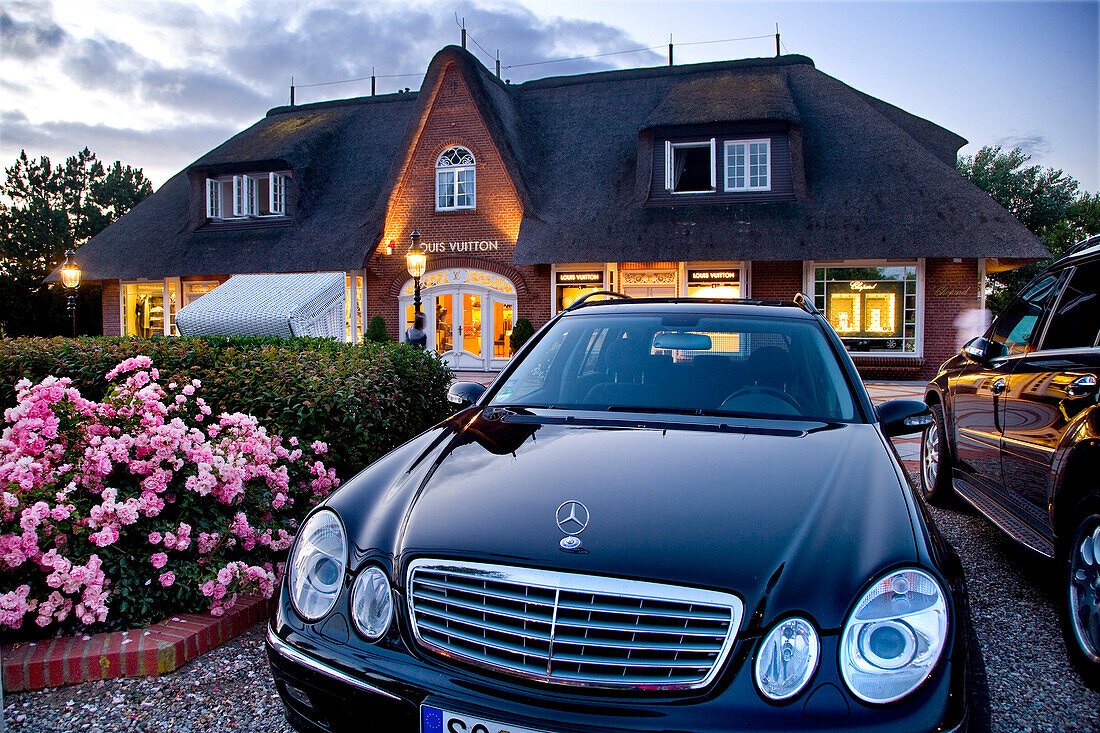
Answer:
435 146 476 210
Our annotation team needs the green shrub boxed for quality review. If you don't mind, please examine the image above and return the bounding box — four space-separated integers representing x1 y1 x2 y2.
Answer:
509 317 536 352
0 337 453 478
366 315 391 343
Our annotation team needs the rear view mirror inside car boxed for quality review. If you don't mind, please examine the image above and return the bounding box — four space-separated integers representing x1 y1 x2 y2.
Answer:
653 332 713 351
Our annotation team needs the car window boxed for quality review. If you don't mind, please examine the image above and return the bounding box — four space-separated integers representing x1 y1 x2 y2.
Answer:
489 312 858 422
1041 262 1100 350
989 273 1061 355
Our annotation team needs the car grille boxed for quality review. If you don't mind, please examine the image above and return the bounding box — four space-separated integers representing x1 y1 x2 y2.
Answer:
406 559 743 690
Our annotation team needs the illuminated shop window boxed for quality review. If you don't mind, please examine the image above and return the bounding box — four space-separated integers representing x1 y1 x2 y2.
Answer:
555 271 605 312
686 269 741 299
814 265 917 353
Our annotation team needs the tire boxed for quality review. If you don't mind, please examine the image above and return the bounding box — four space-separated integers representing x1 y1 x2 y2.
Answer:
919 403 955 505
1062 499 1100 691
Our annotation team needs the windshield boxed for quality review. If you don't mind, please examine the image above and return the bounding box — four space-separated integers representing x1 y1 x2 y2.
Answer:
490 312 859 422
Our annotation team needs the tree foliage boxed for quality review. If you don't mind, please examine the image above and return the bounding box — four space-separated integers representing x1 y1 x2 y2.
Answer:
957 146 1098 313
0 148 153 336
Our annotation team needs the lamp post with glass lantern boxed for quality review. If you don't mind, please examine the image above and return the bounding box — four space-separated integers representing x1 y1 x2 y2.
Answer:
405 230 427 315
59 249 82 337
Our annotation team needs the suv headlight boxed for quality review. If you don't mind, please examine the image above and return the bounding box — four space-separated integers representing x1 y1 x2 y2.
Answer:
839 568 948 703
288 510 347 621
754 616 820 701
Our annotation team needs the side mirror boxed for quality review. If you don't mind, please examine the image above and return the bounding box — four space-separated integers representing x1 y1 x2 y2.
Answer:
962 336 994 365
877 399 933 438
447 381 487 409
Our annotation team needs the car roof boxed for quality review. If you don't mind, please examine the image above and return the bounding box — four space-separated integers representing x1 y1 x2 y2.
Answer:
560 297 819 320
1056 234 1100 268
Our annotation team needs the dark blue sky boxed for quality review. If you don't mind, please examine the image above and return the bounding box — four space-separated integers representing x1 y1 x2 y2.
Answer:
3 0 1096 191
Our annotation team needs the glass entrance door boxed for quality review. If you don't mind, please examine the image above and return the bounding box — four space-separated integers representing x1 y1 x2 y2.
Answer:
400 270 517 370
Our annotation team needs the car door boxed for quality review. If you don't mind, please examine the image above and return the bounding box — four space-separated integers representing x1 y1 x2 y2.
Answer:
1001 261 1100 537
952 272 1063 488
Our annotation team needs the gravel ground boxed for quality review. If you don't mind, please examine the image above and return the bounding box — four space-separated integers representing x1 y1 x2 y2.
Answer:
6 494 1099 732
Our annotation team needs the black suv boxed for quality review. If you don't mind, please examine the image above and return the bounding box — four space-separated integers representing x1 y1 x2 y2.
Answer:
267 293 974 732
921 235 1100 687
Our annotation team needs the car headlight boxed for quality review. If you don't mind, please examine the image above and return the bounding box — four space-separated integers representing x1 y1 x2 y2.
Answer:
350 566 393 641
839 568 948 704
754 616 820 701
288 510 346 621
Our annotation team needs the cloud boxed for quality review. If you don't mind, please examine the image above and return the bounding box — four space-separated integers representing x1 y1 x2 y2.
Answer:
1 1 660 181
0 110 237 186
0 3 68 60
993 131 1051 157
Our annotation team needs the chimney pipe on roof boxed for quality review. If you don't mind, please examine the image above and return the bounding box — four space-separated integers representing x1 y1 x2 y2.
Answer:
371 67 376 96
496 50 500 77
461 17 466 49
669 34 673 66
290 76 294 106
776 24 781 56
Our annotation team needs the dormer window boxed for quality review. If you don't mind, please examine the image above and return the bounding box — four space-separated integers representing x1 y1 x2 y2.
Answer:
436 147 476 210
206 172 287 219
725 139 770 192
664 139 716 193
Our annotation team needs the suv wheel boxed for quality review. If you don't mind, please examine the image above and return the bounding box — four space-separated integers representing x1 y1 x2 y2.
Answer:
1064 500 1100 690
919 403 954 505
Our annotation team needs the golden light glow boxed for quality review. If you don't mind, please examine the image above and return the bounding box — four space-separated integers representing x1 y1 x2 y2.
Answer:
864 293 896 334
405 250 427 278
829 293 861 333
59 250 81 290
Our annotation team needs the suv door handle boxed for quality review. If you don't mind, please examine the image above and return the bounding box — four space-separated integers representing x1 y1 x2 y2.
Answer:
1067 374 1098 398
991 378 1006 396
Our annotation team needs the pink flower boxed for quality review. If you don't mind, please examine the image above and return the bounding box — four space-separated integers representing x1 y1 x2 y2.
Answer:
158 572 175 587
150 553 168 569
148 532 162 545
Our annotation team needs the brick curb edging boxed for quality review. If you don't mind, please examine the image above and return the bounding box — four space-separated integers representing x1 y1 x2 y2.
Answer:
1 594 274 692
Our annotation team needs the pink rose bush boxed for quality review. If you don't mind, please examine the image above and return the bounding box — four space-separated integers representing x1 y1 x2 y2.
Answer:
0 357 338 632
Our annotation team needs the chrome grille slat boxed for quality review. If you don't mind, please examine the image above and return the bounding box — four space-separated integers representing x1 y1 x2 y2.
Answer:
413 588 555 625
408 559 743 690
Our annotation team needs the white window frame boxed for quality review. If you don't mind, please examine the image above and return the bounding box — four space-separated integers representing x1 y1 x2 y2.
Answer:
804 259 924 358
435 146 476 211
269 173 286 216
664 139 717 194
724 139 771 192
551 263 614 315
205 179 221 218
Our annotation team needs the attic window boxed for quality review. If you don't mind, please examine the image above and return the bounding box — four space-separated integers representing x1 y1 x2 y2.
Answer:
665 139 716 194
206 173 287 220
725 139 771 192
436 146 476 210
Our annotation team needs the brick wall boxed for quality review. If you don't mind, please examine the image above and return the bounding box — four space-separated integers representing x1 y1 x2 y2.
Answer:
367 62 546 340
922 258 981 380
101 280 121 336
749 261 803 300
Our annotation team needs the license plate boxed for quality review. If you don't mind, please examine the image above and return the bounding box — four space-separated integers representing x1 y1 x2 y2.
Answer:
421 704 551 733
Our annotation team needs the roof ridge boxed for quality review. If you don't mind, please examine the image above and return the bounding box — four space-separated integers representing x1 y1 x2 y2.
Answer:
512 54 815 91
266 90 419 117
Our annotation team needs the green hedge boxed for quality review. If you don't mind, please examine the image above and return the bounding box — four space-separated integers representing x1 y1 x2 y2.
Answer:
0 337 454 477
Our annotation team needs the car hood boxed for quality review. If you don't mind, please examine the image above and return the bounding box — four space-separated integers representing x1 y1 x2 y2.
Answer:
334 409 920 632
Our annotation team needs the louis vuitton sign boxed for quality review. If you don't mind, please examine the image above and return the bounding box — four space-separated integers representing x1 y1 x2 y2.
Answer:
417 239 503 253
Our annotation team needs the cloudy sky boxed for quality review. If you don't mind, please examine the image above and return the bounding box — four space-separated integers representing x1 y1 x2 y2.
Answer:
2 0 1096 191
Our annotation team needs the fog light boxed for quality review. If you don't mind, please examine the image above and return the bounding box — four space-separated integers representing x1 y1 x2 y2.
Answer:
754 616 819 701
285 683 312 709
350 566 393 641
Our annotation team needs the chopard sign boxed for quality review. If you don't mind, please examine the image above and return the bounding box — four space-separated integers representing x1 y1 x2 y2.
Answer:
849 281 878 291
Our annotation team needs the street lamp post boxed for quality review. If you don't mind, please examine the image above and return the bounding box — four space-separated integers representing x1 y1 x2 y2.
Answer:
59 249 82 337
405 230 427 315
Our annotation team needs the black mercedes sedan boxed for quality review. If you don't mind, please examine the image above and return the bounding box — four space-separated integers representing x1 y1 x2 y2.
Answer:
267 294 973 732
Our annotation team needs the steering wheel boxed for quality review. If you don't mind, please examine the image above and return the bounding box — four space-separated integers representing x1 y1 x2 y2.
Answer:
722 385 802 413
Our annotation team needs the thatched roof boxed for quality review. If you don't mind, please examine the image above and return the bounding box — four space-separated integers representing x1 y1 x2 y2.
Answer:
65 45 1044 281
